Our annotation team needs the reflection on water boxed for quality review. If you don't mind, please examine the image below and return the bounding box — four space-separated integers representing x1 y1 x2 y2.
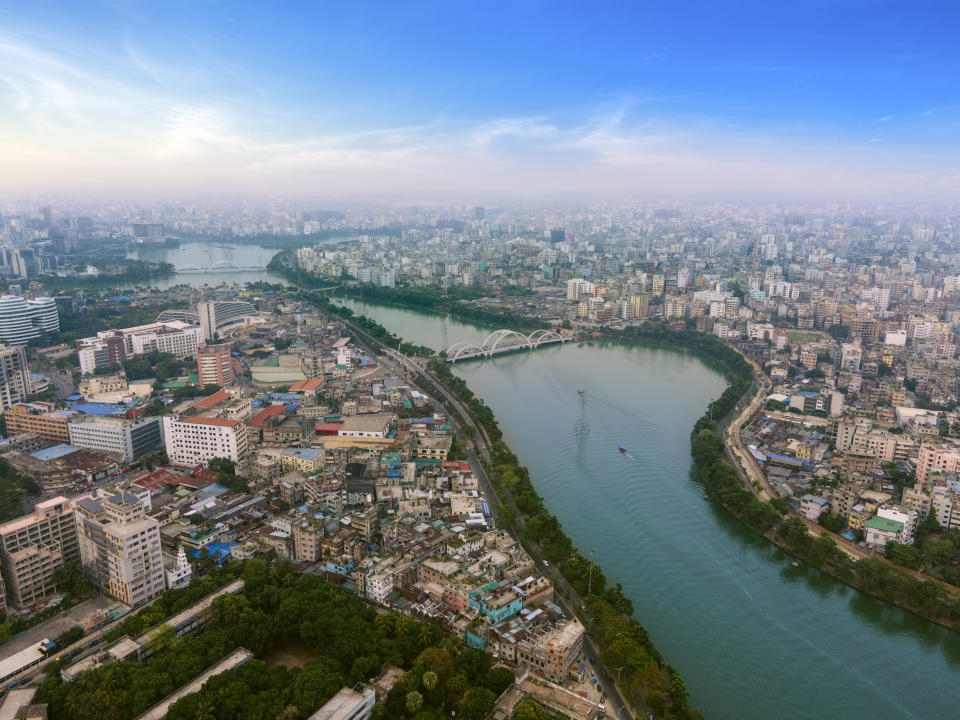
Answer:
452 339 960 720
127 241 286 289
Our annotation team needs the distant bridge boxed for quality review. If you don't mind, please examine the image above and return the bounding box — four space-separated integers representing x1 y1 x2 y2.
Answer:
445 329 572 362
176 261 267 273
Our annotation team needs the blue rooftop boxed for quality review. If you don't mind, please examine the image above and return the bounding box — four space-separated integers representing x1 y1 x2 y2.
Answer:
282 447 324 461
31 444 80 461
767 452 812 467
72 402 129 416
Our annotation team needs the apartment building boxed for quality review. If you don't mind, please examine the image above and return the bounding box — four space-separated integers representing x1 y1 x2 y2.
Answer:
77 321 204 374
917 443 960 484
162 415 249 466
0 497 79 609
280 447 325 474
0 346 32 410
197 343 234 387
75 492 165 607
292 520 324 564
67 415 164 463
516 618 584 684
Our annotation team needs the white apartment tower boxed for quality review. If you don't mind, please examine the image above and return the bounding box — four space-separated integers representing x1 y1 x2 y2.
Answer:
74 492 165 607
162 415 249 466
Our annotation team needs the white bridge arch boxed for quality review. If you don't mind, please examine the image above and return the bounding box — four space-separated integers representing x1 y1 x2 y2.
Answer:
445 328 571 362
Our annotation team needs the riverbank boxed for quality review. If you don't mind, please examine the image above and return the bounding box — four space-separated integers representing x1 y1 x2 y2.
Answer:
301 290 701 719
300 290 960 713
627 325 960 633
269 250 547 332
426 358 701 720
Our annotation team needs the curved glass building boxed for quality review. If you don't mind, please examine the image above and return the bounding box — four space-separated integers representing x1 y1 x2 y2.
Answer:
0 295 61 345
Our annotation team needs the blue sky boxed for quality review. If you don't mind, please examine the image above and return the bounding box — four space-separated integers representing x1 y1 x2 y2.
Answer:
1 1 958 199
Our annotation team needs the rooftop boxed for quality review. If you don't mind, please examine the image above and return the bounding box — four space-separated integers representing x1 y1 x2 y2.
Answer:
181 416 241 428
30 444 80 462
194 389 231 409
866 516 905 532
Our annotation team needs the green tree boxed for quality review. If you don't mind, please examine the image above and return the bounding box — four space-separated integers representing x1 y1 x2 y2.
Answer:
513 700 552 720
421 671 437 691
459 687 496 720
406 691 423 716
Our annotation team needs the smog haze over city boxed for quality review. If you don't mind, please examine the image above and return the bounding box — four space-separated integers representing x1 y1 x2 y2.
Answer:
4 4 960 720
2 1 959 202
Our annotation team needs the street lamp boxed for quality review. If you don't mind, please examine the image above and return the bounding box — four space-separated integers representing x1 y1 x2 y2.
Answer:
587 549 596 596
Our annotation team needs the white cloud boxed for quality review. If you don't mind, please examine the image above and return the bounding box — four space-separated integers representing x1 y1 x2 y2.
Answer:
0 35 958 201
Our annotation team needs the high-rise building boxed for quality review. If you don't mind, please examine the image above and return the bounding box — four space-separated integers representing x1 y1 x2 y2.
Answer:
132 222 165 244
0 296 59 345
0 346 32 410
550 229 566 244
197 301 258 341
0 497 79 609
197 343 234 387
75 492 165 607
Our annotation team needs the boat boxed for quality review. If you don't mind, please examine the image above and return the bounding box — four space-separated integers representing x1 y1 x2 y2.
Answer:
578 389 585 396
618 446 627 454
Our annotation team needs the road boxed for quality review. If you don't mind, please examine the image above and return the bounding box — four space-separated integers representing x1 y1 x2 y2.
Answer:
333 319 638 718
719 355 775 501
382 349 639 720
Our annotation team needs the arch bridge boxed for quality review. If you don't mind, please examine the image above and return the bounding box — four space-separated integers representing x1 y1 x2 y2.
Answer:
445 328 570 362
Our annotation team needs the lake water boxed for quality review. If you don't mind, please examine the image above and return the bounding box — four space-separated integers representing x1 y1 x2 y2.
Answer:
127 241 287 289
339 298 960 720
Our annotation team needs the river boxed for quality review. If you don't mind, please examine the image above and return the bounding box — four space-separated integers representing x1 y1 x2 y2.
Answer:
328 298 960 720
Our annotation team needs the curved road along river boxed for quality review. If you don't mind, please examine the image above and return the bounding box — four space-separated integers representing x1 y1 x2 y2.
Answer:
333 300 960 720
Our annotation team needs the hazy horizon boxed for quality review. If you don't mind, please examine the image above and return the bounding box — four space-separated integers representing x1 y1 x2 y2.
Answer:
2 1 958 202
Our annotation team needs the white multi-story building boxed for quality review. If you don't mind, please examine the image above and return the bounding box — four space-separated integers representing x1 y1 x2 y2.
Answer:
565 278 596 301
74 492 165 607
162 415 249 466
309 686 375 720
67 415 165 464
76 321 205 374
0 296 59 345
197 300 259 340
840 342 862 371
876 505 918 544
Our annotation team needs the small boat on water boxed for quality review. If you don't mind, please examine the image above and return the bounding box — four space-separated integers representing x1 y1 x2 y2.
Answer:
578 389 585 396
618 446 627 454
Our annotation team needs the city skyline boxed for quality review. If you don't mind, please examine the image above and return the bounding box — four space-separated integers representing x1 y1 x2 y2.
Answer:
1 1 958 200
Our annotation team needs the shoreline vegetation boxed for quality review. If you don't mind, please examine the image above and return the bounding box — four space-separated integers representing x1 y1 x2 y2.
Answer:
284 282 697 718
282 273 960 708
292 284 701 719
268 249 546 332
624 326 960 633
